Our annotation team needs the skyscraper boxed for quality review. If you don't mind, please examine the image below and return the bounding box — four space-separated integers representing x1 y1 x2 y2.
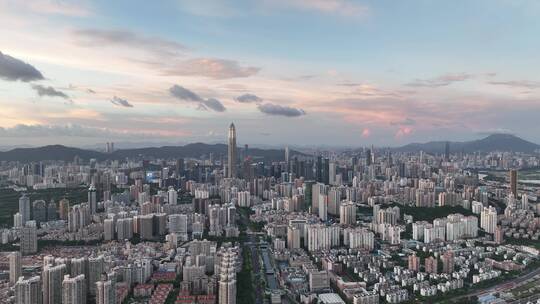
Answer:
227 123 237 178
444 141 450 161
88 184 97 214
509 169 518 196
9 251 21 285
19 194 31 225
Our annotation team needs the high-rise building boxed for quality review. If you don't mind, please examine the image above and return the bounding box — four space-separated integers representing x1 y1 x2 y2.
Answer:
43 264 66 304
88 256 105 296
96 280 115 304
15 276 42 304
20 225 37 255
167 187 178 205
218 250 236 304
19 194 31 225
103 219 115 241
441 251 455 274
509 169 518 196
88 184 97 214
227 123 237 179
59 198 70 220
339 201 356 225
408 253 419 272
9 251 22 285
425 256 438 274
62 274 86 304
480 206 497 234
287 226 301 249
285 146 290 164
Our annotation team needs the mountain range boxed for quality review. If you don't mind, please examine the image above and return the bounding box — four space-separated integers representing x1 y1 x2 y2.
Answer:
0 143 301 162
393 134 540 154
0 134 537 162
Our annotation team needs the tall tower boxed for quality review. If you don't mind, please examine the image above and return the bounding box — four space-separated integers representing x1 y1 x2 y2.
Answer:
509 169 517 197
227 123 237 178
88 185 97 215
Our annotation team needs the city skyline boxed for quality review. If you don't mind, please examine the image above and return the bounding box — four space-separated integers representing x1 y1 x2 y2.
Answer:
1 1 540 146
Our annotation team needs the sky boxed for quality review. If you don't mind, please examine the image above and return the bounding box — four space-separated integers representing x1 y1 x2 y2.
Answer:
1 0 540 148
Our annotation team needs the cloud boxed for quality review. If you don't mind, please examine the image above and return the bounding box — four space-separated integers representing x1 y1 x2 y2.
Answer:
110 96 133 108
203 98 226 112
160 58 260 79
0 123 189 139
73 29 259 79
258 103 305 117
25 0 92 17
361 128 371 138
32 85 69 99
236 93 263 103
169 85 226 112
406 73 473 88
275 0 369 17
395 126 413 138
169 85 203 102
488 80 540 89
0 51 44 82
391 118 416 126
73 28 187 57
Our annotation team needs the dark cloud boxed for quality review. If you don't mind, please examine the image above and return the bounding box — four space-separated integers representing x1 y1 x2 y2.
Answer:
391 118 416 126
73 29 187 57
258 103 305 117
406 73 473 88
32 85 69 99
236 93 262 103
0 51 44 82
203 98 226 112
488 80 540 89
169 85 226 112
110 96 133 108
169 85 203 101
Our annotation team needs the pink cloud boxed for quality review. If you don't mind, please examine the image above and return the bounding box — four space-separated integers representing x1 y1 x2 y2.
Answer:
395 126 413 138
361 128 370 138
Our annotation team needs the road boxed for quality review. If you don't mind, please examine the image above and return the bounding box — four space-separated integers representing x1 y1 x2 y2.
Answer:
449 266 540 302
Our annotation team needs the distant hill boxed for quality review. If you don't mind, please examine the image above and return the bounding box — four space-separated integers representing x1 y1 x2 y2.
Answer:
0 143 303 162
394 134 540 154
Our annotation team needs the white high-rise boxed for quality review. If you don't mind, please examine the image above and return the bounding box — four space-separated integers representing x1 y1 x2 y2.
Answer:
9 251 21 285
481 206 498 234
167 187 178 205
218 250 237 304
339 201 356 225
62 274 86 304
15 276 42 304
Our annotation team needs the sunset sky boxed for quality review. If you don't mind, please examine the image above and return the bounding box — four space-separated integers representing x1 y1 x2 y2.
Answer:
1 0 539 147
